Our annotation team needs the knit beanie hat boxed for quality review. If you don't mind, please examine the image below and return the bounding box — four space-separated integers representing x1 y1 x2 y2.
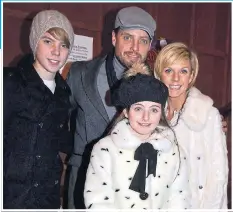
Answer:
29 10 74 56
112 72 168 109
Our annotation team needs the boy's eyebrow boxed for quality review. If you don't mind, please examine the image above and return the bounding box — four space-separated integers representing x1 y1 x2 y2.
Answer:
41 34 65 43
40 35 54 40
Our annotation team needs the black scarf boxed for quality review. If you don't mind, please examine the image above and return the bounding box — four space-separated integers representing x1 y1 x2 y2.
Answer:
106 49 127 104
106 49 118 89
129 143 158 194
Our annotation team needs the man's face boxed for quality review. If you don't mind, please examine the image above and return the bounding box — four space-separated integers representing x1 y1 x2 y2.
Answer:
112 29 151 68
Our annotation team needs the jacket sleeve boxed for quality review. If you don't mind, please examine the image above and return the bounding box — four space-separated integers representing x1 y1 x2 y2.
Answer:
202 107 228 209
66 73 77 112
66 61 85 111
84 140 116 209
3 68 21 128
62 62 83 155
167 149 192 209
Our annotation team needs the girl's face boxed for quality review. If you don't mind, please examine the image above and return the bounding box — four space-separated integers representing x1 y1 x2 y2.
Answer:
160 59 193 103
34 32 69 80
123 101 162 140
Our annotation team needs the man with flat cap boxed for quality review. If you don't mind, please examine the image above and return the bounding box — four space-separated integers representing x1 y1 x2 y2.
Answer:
66 6 156 209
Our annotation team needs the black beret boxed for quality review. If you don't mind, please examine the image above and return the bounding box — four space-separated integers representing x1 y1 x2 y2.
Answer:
112 73 168 109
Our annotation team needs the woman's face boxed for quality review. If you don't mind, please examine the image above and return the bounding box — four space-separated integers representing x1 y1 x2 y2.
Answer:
160 59 193 103
124 101 162 140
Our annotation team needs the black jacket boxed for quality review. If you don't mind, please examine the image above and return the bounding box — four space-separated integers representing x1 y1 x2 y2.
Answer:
3 54 73 209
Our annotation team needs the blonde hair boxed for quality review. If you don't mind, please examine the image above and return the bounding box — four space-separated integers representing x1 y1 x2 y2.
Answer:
123 62 152 78
154 42 199 88
47 27 70 49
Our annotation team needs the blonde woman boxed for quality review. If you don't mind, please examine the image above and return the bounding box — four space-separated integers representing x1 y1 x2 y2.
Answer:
154 42 228 209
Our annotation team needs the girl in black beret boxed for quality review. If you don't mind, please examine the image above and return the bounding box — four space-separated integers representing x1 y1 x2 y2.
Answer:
84 63 191 209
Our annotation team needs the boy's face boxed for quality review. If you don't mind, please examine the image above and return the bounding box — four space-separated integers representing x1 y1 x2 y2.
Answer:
34 31 69 79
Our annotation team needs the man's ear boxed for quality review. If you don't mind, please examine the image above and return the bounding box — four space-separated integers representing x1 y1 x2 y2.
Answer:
149 39 153 49
123 108 128 118
112 30 116 47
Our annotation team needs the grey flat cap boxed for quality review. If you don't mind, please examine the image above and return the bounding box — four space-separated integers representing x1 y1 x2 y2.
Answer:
115 6 156 39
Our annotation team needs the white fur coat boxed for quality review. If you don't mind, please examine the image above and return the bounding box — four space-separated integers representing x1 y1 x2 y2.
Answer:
170 87 229 209
84 119 191 209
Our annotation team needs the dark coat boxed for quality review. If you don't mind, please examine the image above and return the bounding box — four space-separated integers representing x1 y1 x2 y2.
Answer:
3 54 73 209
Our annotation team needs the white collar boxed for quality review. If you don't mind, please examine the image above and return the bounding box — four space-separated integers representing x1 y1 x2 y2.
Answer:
43 79 56 94
111 119 173 152
170 87 213 131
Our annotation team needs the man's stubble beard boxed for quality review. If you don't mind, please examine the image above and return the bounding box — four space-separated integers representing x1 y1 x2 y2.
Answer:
116 53 147 69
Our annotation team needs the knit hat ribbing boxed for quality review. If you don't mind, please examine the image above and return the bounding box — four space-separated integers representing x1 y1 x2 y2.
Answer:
29 10 74 56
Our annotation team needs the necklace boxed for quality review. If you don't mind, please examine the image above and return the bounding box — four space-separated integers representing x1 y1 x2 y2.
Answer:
169 110 183 127
166 103 185 127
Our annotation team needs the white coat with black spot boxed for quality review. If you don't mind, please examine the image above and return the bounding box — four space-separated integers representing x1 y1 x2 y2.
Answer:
84 119 191 209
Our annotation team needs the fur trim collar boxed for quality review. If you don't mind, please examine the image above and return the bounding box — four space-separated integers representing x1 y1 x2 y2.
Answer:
180 87 213 131
111 119 173 152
